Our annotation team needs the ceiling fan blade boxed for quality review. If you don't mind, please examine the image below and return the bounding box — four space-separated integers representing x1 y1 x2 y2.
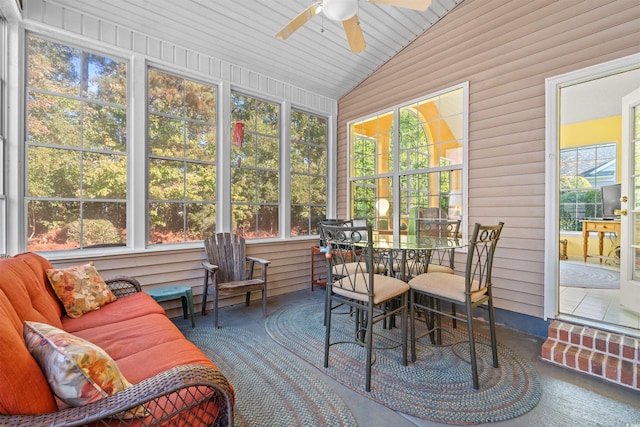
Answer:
343 15 366 54
275 2 320 40
368 0 432 11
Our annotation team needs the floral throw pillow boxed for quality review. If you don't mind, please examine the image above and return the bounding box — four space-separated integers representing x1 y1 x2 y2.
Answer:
23 321 147 418
46 262 117 318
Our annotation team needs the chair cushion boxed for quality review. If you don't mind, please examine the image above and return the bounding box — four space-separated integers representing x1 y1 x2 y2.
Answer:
426 263 454 274
333 274 409 305
408 272 487 303
23 321 147 418
333 262 386 276
46 262 117 318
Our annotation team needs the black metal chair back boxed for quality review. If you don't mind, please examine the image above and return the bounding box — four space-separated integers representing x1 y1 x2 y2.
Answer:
408 222 504 390
320 222 410 392
416 218 461 271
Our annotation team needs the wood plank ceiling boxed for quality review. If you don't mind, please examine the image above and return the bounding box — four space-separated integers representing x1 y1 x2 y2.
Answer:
20 0 463 100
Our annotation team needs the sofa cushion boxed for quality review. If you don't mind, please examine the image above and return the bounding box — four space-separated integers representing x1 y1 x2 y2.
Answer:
62 292 166 333
71 312 201 365
24 321 130 405
0 254 63 329
23 321 148 419
46 262 117 318
0 290 58 415
68 308 218 384
117 339 219 384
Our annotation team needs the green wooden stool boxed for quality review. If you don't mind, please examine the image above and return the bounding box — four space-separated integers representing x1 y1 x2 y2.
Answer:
146 285 195 328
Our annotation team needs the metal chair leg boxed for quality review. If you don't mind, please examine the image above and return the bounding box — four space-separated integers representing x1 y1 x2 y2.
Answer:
466 302 479 390
410 290 417 362
365 304 374 392
324 291 333 368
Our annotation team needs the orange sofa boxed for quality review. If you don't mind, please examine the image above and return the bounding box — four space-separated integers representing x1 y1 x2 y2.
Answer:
0 253 234 426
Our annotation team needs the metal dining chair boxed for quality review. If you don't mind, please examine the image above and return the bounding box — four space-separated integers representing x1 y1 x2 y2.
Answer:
415 218 462 329
321 223 409 392
408 222 504 389
387 219 461 281
415 218 461 274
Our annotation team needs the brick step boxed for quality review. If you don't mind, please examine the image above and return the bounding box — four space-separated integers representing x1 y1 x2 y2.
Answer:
541 320 639 390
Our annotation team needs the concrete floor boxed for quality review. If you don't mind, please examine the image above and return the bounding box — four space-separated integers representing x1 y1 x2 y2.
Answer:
172 289 640 427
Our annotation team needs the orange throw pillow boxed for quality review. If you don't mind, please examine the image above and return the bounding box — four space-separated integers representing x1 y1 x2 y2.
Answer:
46 262 116 318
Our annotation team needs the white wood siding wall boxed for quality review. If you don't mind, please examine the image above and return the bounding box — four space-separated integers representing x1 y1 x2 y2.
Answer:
52 240 318 318
21 1 335 317
338 0 640 319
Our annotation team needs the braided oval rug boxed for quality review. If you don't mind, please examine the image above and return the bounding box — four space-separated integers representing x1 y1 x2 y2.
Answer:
179 325 356 427
266 300 542 425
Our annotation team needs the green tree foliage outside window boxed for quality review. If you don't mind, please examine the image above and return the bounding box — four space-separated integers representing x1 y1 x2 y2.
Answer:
231 93 279 238
398 110 432 215
351 136 377 222
147 68 217 244
26 35 127 251
290 110 327 236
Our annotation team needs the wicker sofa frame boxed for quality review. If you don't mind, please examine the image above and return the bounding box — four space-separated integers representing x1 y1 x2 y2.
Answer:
0 276 234 427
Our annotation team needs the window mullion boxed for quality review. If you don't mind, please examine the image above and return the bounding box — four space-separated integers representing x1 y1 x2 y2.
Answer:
130 55 147 250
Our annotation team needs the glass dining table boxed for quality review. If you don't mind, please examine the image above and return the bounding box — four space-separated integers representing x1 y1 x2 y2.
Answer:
355 233 467 281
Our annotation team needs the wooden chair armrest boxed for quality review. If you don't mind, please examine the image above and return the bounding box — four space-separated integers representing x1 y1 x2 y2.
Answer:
202 261 219 272
246 256 271 265
0 364 234 427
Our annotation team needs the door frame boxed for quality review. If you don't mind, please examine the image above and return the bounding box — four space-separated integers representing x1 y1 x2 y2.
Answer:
544 52 640 321
620 87 640 313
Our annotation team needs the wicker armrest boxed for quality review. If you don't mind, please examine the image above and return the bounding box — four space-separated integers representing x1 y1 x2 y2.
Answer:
0 364 234 427
246 256 271 265
104 276 142 298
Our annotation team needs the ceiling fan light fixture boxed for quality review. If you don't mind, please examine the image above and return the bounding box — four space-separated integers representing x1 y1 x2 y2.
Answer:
322 0 358 21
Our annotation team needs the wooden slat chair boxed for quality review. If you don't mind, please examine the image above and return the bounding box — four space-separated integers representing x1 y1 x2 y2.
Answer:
202 233 270 329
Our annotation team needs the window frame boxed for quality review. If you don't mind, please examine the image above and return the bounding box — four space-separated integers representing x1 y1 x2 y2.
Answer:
146 66 218 246
346 82 469 240
289 107 328 237
16 31 334 257
229 90 281 240
559 142 618 232
24 33 129 253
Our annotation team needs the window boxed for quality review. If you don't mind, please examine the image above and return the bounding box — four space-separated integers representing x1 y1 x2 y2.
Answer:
26 35 127 251
559 143 617 231
352 134 379 224
230 93 280 238
290 109 327 236
22 35 330 252
147 68 217 244
348 85 466 234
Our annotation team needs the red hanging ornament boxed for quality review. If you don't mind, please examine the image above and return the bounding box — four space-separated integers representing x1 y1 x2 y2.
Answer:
233 121 245 147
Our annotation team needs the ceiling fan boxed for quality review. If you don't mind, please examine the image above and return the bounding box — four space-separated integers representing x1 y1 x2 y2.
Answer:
275 0 432 54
